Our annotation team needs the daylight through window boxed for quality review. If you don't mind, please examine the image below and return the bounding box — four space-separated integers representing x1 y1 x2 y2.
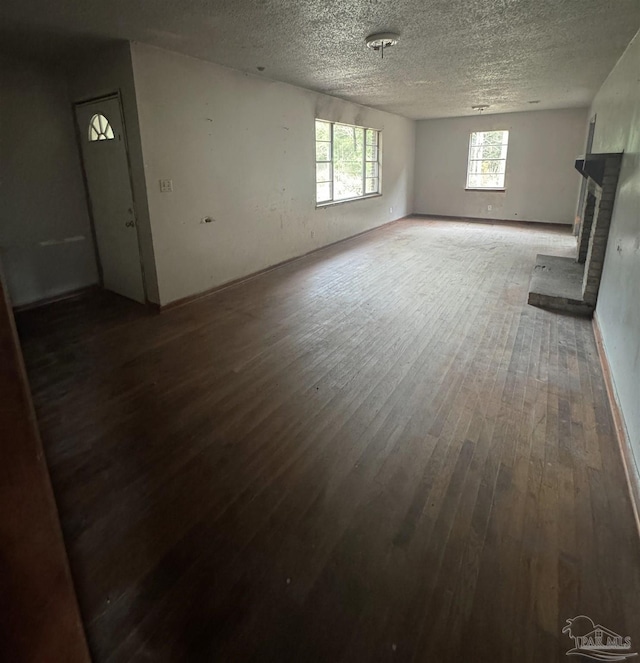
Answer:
315 120 380 204
466 130 509 189
88 113 115 142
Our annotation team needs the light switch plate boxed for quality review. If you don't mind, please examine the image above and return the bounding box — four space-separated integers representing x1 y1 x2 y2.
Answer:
160 179 173 193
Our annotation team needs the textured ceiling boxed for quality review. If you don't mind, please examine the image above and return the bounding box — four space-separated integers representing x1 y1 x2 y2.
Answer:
1 0 638 119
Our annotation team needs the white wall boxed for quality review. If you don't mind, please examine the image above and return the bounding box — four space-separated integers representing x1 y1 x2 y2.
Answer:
590 30 640 469
130 42 415 305
67 42 160 304
0 55 98 307
414 108 588 224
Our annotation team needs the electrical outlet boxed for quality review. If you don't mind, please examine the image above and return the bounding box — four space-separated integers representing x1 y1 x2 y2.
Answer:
488 204 492 211
159 179 173 193
389 207 393 214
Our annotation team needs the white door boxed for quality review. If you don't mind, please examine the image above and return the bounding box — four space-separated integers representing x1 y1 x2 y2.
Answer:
75 96 146 303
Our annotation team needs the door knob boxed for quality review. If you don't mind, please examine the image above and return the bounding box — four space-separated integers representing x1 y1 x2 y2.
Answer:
125 220 135 228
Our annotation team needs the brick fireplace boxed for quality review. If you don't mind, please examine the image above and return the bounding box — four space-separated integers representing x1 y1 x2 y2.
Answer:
528 152 623 316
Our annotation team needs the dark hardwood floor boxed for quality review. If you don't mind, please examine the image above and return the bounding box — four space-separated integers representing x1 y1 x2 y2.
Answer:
16 217 640 662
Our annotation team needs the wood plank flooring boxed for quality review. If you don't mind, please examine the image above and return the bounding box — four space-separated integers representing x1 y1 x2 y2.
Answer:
16 217 640 662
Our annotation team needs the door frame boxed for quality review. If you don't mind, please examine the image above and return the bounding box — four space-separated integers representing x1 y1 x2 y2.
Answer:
574 113 597 236
73 91 149 303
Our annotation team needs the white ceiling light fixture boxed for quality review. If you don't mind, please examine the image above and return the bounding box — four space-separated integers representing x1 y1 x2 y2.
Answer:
365 32 399 58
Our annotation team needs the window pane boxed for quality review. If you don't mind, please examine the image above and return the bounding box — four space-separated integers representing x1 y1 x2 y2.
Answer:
333 124 364 160
315 120 331 141
366 144 378 162
316 162 331 183
366 162 378 178
334 162 364 199
467 173 482 188
480 159 505 174
316 141 331 161
480 144 502 159
488 144 507 159
485 173 504 187
470 145 506 160
468 173 505 188
366 129 378 146
471 130 507 146
316 182 332 202
333 124 364 200
483 130 507 145
365 178 378 194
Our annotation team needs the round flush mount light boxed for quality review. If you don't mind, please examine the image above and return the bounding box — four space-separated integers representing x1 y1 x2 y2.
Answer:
365 32 399 58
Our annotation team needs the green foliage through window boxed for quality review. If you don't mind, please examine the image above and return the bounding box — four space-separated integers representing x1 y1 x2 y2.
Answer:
315 120 380 204
466 130 509 189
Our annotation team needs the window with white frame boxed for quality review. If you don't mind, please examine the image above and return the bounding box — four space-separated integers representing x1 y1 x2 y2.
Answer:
315 120 380 205
466 130 509 190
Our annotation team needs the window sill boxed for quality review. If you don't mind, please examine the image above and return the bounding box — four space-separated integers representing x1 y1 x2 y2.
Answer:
316 193 382 209
465 188 506 192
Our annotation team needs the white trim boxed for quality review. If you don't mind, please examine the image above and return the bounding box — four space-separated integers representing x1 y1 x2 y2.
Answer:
466 130 509 190
315 119 381 205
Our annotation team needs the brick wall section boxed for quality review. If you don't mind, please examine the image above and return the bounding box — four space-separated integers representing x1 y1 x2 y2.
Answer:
577 190 597 264
582 155 622 305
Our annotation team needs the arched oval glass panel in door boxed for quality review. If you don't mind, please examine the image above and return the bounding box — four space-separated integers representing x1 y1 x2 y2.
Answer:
88 113 115 141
